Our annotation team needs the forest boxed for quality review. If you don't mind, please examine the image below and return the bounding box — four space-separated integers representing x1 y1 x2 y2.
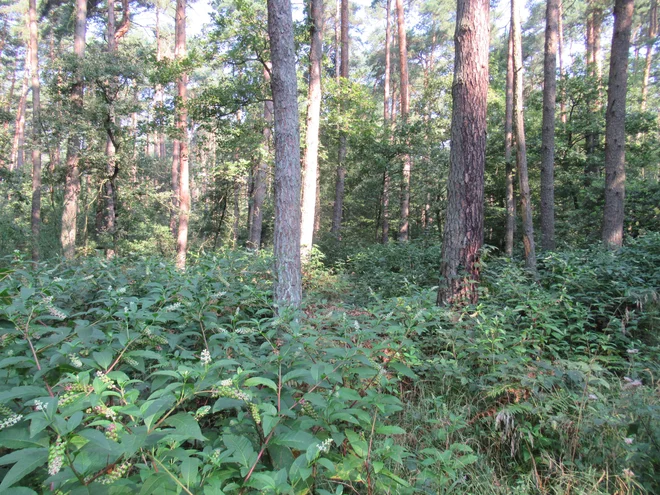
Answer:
0 0 659 492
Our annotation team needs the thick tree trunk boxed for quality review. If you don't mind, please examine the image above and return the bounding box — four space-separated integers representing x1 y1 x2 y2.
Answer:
300 0 323 260
437 0 489 306
248 65 272 250
540 0 558 251
381 0 392 244
603 0 634 249
641 0 657 111
60 0 87 260
331 0 349 238
105 0 118 259
175 0 190 269
512 0 537 273
504 28 515 257
267 0 303 309
396 0 411 241
29 0 41 262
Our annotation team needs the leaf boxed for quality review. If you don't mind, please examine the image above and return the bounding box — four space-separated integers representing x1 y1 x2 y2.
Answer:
223 434 256 468
93 350 113 369
243 377 278 392
0 448 48 491
0 426 48 449
138 472 178 495
180 456 201 487
375 425 406 435
345 430 368 458
162 413 207 442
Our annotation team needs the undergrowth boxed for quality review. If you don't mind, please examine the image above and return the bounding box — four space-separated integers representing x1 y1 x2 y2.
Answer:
0 233 658 494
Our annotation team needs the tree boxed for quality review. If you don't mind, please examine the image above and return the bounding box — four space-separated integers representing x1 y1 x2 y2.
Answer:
381 0 392 244
300 0 323 260
104 0 118 259
512 0 537 272
175 0 190 269
437 0 489 306
640 0 657 111
267 0 302 308
61 0 87 260
29 0 41 262
602 0 634 249
540 0 559 251
396 0 411 241
504 28 515 257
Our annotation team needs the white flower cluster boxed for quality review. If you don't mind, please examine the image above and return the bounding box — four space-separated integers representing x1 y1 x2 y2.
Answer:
69 354 83 369
210 291 227 299
316 438 333 454
34 400 46 412
220 378 233 387
623 376 643 389
627 348 639 355
116 287 127 295
0 413 23 430
235 328 256 335
200 349 212 366
195 405 211 419
164 302 182 312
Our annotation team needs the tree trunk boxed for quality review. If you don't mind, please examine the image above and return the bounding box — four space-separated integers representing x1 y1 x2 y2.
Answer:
232 179 241 247
248 65 272 250
175 0 190 269
396 0 411 241
170 141 180 235
437 0 489 306
11 59 29 171
540 0 558 251
504 27 515 257
602 0 634 249
104 0 118 259
267 0 303 309
381 0 392 244
29 0 41 262
558 1 566 125
585 1 604 162
300 0 323 260
156 5 166 158
641 0 657 111
512 0 537 273
331 0 349 238
60 0 87 260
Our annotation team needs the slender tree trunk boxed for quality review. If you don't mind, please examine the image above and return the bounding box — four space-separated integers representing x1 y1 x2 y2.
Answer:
437 0 489 306
248 65 272 250
396 0 411 241
232 179 241 247
382 0 392 244
585 2 604 162
155 5 166 158
558 1 567 125
29 0 41 262
175 0 190 269
104 0 118 258
60 0 87 260
267 0 303 309
505 28 516 257
512 0 537 272
603 0 634 249
300 0 323 260
335 0 341 80
641 0 657 111
331 0 349 238
540 0 558 251
11 60 29 171
170 141 180 235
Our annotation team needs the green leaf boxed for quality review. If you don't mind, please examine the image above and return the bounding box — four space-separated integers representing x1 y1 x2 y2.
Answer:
138 472 178 495
223 434 256 468
93 350 113 369
375 425 406 435
162 413 207 442
180 456 201 487
243 376 278 392
0 448 48 491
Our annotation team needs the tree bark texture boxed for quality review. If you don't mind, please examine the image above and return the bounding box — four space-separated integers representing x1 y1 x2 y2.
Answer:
301 0 323 260
505 27 515 258
512 0 537 273
248 65 273 250
175 0 190 269
602 0 634 249
29 0 41 262
540 0 558 251
11 61 29 171
267 0 303 308
437 0 489 306
396 0 411 241
104 0 118 259
641 0 656 111
60 0 87 260
381 0 392 244
331 0 349 238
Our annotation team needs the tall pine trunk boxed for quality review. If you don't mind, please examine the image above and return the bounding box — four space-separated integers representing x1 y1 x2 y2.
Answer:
504 28 515 257
381 0 392 244
512 0 537 273
60 0 87 260
396 0 411 241
11 58 29 171
602 0 634 248
540 0 559 251
29 0 41 262
104 0 118 258
437 0 489 306
300 0 323 260
175 0 190 269
641 0 656 111
267 0 303 309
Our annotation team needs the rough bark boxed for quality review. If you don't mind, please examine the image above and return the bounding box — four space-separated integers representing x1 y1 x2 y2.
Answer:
437 0 489 306
175 0 190 269
267 0 302 309
396 0 411 241
558 1 567 125
603 0 634 249
60 0 87 260
540 0 558 251
641 0 657 111
381 0 392 244
155 5 166 158
300 0 323 260
29 0 41 262
104 0 117 258
585 1 604 161
248 65 272 250
331 0 349 238
512 0 537 272
505 27 515 257
11 61 29 171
